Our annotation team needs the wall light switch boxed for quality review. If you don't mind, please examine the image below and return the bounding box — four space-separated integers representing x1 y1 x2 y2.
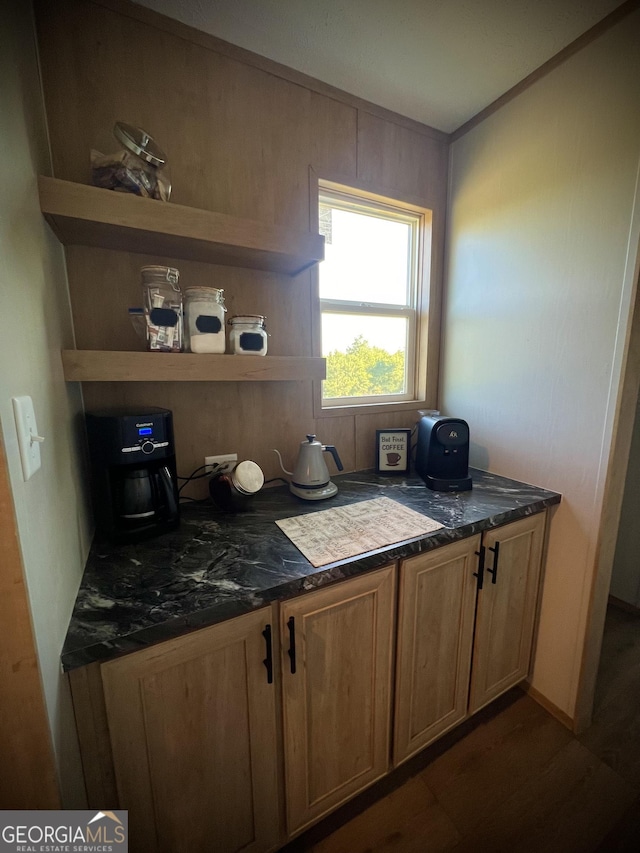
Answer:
12 395 45 481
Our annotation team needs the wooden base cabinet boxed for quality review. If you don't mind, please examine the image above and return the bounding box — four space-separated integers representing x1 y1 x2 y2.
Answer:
468 513 546 713
100 607 282 853
394 512 546 766
69 514 548 851
393 535 480 765
280 566 396 836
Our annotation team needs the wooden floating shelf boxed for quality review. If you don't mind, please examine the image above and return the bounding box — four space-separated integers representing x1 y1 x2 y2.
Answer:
39 177 324 276
61 350 326 383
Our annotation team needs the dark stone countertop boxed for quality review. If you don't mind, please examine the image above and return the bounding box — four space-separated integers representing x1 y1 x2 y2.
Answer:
61 468 561 671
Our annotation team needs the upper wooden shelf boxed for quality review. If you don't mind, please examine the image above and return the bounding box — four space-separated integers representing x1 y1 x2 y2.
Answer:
61 350 326 382
39 177 324 276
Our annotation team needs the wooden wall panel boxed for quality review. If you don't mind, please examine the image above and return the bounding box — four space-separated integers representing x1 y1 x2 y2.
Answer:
36 0 314 225
65 247 311 356
309 93 358 182
355 411 421 472
36 0 448 481
312 416 357 475
82 379 315 492
357 111 448 207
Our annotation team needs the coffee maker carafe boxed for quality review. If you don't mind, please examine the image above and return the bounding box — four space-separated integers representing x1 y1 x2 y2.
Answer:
86 407 180 542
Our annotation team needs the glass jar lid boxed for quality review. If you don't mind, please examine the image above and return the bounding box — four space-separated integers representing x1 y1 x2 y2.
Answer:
114 122 167 168
228 314 266 326
184 287 226 304
140 265 180 287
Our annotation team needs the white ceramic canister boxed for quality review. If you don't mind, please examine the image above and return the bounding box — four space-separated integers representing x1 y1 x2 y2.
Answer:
184 287 226 353
228 315 268 356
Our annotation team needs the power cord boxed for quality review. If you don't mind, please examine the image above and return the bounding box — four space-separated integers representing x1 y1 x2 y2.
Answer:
177 463 211 497
410 422 419 464
178 464 285 501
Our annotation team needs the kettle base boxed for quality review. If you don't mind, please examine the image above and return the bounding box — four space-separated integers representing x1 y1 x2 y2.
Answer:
290 481 338 500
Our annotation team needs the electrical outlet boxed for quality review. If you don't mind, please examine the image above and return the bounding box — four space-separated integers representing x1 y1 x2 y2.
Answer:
204 453 238 475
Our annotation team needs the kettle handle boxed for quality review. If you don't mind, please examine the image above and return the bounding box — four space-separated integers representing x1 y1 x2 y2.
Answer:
323 445 343 472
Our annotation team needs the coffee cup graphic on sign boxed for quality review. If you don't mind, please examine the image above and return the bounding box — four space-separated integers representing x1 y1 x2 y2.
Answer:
386 452 401 466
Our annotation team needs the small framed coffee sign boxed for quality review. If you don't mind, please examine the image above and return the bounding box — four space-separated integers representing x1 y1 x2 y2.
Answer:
376 429 411 475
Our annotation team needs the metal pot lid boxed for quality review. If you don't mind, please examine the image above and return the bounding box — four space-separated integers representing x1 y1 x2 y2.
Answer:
232 460 265 495
113 122 167 167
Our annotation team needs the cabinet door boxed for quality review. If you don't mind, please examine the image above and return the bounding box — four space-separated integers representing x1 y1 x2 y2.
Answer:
393 535 480 766
281 566 395 836
469 512 546 714
101 607 281 853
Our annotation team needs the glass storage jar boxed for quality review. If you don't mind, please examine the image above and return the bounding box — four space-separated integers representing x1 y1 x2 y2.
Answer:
141 265 183 352
91 122 171 201
184 287 226 353
228 315 268 356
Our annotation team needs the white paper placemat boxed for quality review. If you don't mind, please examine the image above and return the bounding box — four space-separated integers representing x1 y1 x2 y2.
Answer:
275 497 444 568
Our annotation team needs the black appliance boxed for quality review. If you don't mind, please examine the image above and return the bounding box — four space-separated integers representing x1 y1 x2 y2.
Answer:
85 407 179 542
415 413 472 492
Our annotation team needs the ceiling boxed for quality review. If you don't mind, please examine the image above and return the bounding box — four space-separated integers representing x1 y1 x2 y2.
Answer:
135 0 623 133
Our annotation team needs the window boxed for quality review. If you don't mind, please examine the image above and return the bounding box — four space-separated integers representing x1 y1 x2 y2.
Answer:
317 182 430 410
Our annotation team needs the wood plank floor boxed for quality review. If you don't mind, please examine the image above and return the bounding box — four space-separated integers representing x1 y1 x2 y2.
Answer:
282 604 640 853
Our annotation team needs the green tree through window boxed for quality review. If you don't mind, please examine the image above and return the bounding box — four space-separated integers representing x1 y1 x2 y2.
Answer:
323 336 405 399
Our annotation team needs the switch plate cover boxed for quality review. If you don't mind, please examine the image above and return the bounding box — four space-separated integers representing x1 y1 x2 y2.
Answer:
12 395 42 480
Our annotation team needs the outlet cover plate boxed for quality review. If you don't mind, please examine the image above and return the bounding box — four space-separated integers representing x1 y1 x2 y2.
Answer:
204 453 237 474
12 395 42 481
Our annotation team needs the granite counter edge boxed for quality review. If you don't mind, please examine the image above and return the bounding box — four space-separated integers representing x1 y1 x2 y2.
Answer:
61 493 560 672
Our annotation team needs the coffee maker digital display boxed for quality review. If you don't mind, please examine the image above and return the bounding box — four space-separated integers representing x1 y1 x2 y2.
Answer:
86 407 180 542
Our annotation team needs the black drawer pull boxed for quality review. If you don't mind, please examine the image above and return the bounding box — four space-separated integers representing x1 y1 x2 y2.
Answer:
473 545 486 591
287 616 297 675
262 624 273 684
487 541 500 584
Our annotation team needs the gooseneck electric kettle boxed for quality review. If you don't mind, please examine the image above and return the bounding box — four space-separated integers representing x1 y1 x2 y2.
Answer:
274 434 343 500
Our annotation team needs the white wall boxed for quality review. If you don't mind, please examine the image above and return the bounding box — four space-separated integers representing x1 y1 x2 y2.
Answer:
0 1 92 804
442 10 640 718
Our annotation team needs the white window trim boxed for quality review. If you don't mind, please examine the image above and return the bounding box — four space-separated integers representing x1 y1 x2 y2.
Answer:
312 178 437 418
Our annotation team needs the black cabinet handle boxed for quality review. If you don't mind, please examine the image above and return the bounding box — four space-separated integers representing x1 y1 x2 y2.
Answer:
474 545 486 591
486 541 500 584
262 624 273 684
287 616 297 674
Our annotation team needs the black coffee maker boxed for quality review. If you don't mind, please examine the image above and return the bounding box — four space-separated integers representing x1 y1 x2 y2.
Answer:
85 407 180 542
415 413 472 492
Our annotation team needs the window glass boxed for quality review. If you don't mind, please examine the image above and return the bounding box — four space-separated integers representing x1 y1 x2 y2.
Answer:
318 188 422 407
319 207 411 305
321 314 408 399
